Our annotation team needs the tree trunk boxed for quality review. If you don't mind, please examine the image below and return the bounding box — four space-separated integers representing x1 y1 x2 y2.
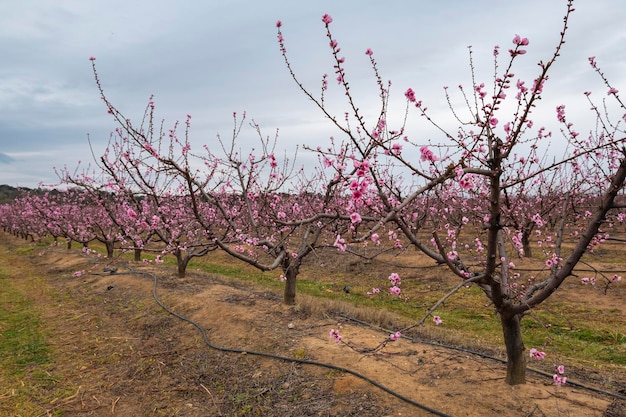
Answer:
176 253 189 278
501 312 526 385
283 266 298 305
134 248 142 262
105 241 115 258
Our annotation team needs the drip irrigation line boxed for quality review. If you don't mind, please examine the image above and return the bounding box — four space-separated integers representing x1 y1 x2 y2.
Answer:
339 314 626 402
132 269 455 417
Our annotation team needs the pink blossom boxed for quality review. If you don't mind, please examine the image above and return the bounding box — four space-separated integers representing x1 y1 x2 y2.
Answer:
389 331 402 341
365 48 373 56
420 146 438 162
404 88 416 103
350 212 362 224
433 315 443 325
556 105 566 122
88 56 96 61
276 20 282 28
553 365 567 386
512 34 529 46
608 87 619 96
366 287 381 296
389 286 401 296
329 328 342 343
388 272 401 286
155 255 164 264
321 13 333 24
458 177 473 191
279 274 287 282
371 233 380 245
553 374 567 386
333 234 347 251
529 348 546 360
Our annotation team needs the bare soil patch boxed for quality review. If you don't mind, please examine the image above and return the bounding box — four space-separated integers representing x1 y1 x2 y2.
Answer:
0 235 624 416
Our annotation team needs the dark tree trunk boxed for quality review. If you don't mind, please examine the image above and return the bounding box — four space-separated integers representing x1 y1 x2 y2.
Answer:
283 267 298 305
66 240 72 250
105 241 115 258
501 312 526 385
134 248 142 262
175 253 189 278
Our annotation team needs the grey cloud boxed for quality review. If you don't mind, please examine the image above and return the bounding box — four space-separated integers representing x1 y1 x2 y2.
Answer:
0 0 625 189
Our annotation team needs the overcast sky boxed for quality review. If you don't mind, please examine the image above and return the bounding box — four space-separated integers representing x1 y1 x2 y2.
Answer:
1 0 625 188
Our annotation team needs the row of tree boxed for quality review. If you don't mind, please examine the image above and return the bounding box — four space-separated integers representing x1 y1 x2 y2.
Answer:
2 0 624 386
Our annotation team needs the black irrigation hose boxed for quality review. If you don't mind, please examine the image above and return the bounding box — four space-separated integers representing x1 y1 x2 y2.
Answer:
136 269 455 417
339 314 626 402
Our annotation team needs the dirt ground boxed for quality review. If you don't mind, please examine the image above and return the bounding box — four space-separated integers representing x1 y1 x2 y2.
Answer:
1 235 625 416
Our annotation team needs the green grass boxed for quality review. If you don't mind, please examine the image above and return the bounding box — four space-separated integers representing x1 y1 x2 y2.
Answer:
0 265 68 415
0 268 50 376
522 307 626 366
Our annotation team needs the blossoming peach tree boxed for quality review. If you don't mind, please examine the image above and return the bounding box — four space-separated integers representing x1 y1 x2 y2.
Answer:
88 59 385 302
277 0 626 385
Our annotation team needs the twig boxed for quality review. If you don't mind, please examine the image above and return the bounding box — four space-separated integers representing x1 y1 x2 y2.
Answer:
0 390 14 400
111 396 120 413
200 384 222 416
50 385 81 405
399 275 483 334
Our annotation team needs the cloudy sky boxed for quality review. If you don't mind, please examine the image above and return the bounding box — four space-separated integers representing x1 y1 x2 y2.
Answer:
1 0 625 188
